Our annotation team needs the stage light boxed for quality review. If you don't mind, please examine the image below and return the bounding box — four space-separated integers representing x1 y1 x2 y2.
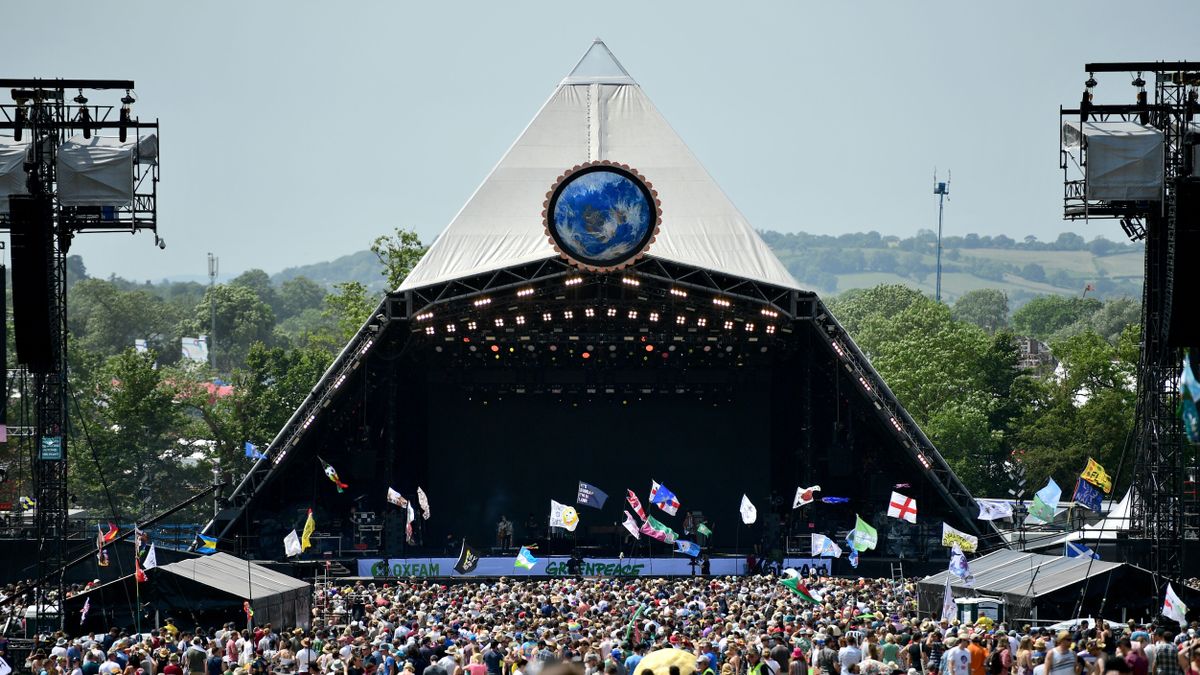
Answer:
515 315 526 325
473 297 492 307
1133 74 1150 125
549 345 558 352
119 90 135 143
669 287 688 297
622 276 640 287
609 345 617 351
490 345 500 353
425 326 435 335
889 416 903 432
584 308 595 318
713 297 731 308
697 318 707 327
563 310 574 319
668 345 676 352
565 276 583 287
607 307 618 318
766 325 776 334
628 310 638 319
760 307 779 318
467 320 478 330
649 312 659 322
582 352 591 359
723 320 734 330
542 312 553 322
302 415 316 429
744 323 755 332
358 338 375 356
446 324 457 333
516 287 535 297
494 318 505 327
645 344 655 352
858 376 872 393
415 312 433 321
333 374 347 389
74 91 91 139
12 101 25 142
831 341 846 359
703 345 711 352
676 315 686 325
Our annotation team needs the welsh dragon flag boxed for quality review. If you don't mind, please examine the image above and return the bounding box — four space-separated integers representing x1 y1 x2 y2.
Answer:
779 576 821 604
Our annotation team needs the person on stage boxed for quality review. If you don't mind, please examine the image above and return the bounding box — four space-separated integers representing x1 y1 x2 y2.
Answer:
497 515 513 549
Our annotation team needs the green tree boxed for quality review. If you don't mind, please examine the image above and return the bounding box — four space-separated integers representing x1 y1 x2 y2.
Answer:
189 284 277 372
371 227 427 290
277 276 327 320
1011 295 1102 340
69 278 183 359
952 289 1009 333
322 281 375 345
230 268 279 313
827 284 927 336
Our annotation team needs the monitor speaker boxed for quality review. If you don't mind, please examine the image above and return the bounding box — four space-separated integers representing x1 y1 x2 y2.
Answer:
9 195 55 372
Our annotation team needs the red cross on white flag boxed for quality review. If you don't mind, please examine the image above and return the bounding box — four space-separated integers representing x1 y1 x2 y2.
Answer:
887 491 918 523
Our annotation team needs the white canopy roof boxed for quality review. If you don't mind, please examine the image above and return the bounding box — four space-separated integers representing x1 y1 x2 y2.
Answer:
400 40 801 292
1062 121 1163 201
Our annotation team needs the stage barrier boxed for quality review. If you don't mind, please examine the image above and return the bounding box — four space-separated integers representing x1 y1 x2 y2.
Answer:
357 556 824 578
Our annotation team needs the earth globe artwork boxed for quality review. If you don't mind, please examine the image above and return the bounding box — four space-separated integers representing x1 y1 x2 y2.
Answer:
547 164 658 269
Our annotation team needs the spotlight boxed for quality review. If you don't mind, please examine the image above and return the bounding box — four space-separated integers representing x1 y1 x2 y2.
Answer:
490 345 500 353
516 287 535 297
628 310 638 320
669 288 688 297
515 315 526 325
584 308 595 318
542 312 553 321
766 325 776 334
424 326 435 335
723 320 734 330
565 277 583 287
649 312 659 322
563 310 574 319
119 90 135 143
74 91 91 139
415 312 434 321
622 277 640 287
13 100 26 142
582 352 591 359
645 345 654 352
744 323 755 332
697 318 707 327
607 308 618 318
467 320 477 330
676 315 686 325
760 308 779 318
473 297 492 307
713 297 731 308
494 318 505 327
446 324 457 333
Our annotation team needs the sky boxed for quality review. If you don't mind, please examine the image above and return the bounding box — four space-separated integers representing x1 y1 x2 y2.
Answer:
7 0 1199 281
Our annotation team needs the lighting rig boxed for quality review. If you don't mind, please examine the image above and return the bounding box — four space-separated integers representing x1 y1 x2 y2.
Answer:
0 78 160 627
1059 62 1200 578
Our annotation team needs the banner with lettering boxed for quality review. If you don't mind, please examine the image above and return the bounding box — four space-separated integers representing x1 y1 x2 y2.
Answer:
359 556 824 578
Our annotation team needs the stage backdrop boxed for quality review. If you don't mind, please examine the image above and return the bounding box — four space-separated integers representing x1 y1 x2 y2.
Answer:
357 556 824 578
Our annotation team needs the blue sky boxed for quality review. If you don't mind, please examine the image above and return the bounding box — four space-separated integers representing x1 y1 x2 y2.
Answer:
9 0 1198 281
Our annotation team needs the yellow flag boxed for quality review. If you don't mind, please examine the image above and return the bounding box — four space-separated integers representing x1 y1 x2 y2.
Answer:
1081 458 1112 494
301 508 315 551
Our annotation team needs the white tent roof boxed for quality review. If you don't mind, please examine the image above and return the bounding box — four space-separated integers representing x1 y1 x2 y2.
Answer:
400 40 801 292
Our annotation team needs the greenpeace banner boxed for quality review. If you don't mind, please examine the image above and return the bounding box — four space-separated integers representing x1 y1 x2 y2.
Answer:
359 557 823 578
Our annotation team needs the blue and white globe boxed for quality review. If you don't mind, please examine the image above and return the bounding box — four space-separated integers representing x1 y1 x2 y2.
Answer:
550 168 654 265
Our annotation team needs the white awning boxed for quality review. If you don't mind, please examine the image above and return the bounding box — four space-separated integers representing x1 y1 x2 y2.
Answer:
1063 121 1163 201
0 137 30 214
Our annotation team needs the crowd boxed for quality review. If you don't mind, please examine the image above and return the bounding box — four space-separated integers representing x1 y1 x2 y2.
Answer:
5 575 1200 675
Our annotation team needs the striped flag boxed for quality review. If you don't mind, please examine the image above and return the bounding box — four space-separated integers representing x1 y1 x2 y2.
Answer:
625 489 647 520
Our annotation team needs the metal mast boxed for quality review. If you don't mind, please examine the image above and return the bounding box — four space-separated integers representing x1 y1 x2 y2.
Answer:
934 171 950 303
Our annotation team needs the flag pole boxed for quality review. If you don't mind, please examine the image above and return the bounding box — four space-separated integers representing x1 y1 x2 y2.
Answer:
135 572 141 637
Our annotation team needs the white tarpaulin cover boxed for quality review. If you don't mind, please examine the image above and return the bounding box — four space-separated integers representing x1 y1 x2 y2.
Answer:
0 137 29 213
400 40 801 291
56 135 135 207
1063 121 1163 201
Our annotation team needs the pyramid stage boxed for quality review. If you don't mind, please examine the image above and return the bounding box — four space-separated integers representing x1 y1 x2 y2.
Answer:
202 41 996 571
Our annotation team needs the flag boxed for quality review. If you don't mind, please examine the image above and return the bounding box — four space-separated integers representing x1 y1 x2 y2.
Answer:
102 522 119 543
1183 397 1200 443
576 481 608 509
244 442 266 461
887 492 918 524
1080 458 1113 494
97 550 109 567
852 515 877 551
80 597 90 626
549 500 580 532
622 511 641 539
977 500 1013 521
1065 541 1099 560
454 541 480 575
697 522 712 537
1073 478 1103 511
821 496 850 504
649 481 680 516
1163 583 1188 626
940 575 956 622
197 533 218 554
949 543 974 586
626 490 647 520
417 487 431 519
640 515 677 544
676 539 701 557
134 556 147 583
301 509 315 551
143 543 158 570
515 546 539 570
386 488 408 508
1181 352 1200 403
1029 478 1062 523
940 523 979 553
894 482 912 489
243 601 254 621
320 459 348 493
284 530 302 557
810 533 842 558
18 496 35 511
0 656 10 675
779 576 821 604
846 531 859 568
739 495 757 525
405 503 416 545
793 485 822 508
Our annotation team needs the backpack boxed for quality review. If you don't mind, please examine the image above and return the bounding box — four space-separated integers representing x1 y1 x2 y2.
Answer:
987 650 1004 675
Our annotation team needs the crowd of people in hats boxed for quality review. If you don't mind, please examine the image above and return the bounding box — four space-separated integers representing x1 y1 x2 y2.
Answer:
4 574 1200 675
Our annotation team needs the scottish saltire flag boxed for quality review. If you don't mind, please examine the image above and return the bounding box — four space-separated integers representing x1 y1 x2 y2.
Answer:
675 539 701 557
515 546 539 570
846 531 859 568
949 543 974 586
196 533 218 554
1028 477 1062 523
650 481 680 515
244 442 266 460
1065 541 1099 560
1073 478 1103 511
576 481 608 509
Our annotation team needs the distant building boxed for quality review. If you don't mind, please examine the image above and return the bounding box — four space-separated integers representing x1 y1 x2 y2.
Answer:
1016 336 1055 370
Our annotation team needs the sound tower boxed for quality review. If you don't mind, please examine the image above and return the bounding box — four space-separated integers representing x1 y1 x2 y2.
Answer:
1169 178 1200 349
8 195 55 372
0 267 6 425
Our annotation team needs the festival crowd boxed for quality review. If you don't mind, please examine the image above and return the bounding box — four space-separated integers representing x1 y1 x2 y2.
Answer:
5 575 1200 675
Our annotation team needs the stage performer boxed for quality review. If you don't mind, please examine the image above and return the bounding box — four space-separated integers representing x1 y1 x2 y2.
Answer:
497 515 513 549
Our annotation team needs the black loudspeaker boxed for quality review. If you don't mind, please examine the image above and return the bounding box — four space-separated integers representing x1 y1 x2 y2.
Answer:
0 266 6 423
9 195 55 372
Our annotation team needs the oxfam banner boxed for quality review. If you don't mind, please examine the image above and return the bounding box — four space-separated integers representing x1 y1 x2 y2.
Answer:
358 557 823 578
